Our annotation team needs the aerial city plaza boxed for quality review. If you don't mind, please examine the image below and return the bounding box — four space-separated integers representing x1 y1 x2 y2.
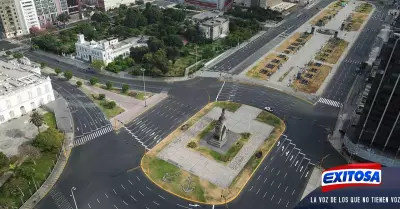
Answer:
0 0 398 208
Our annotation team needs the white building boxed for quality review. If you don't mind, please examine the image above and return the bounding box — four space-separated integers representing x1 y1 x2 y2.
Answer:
100 0 136 11
75 34 147 65
17 0 41 32
199 17 229 40
0 59 55 125
34 0 69 26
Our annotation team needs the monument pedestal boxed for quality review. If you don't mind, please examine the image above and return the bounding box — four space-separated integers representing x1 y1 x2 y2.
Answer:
207 108 229 149
207 130 228 148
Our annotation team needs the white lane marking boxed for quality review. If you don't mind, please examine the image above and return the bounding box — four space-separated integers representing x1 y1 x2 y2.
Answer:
278 198 282 204
97 199 100 203
292 190 296 195
88 203 91 208
285 186 288 192
158 195 166 199
123 200 128 205
146 186 152 191
139 190 144 196
263 191 268 198
284 172 287 178
113 189 117 194
278 183 281 188
256 189 260 194
114 205 119 209
105 193 108 198
136 176 141 181
271 181 274 186
271 195 275 201
153 201 160 206
130 195 137 201
177 204 192 209
257 175 261 180
121 184 126 190
264 177 268 183
215 81 226 101
286 201 289 207
249 186 253 191
128 180 133 185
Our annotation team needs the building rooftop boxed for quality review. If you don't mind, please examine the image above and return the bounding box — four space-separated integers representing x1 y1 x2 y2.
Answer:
192 11 224 21
0 59 46 97
201 17 228 26
77 35 148 51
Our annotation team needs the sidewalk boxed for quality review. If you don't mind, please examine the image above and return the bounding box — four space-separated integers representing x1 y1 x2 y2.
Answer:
301 167 322 200
20 91 74 209
82 85 168 129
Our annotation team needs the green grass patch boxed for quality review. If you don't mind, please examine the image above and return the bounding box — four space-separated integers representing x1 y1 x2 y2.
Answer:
256 111 282 127
198 121 216 139
43 112 57 129
0 152 57 208
213 101 242 112
356 3 373 14
147 157 180 180
90 95 125 119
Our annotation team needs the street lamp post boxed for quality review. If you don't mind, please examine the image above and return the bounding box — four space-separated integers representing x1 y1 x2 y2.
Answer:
70 187 78 209
140 68 147 107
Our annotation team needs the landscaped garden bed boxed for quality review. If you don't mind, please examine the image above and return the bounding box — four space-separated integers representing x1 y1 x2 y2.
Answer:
343 13 369 31
246 53 288 80
292 62 332 93
275 32 313 55
315 38 349 64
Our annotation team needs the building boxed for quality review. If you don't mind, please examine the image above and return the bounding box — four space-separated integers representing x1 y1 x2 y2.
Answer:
0 59 55 125
75 34 147 65
0 0 41 38
184 0 233 10
192 10 224 22
97 0 136 11
342 17 400 166
34 0 68 26
199 17 229 40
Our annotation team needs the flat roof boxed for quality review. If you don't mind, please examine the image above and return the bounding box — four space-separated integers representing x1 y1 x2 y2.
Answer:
0 59 46 97
192 11 224 21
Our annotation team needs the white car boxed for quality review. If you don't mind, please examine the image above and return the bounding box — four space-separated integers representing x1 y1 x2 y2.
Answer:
264 107 273 112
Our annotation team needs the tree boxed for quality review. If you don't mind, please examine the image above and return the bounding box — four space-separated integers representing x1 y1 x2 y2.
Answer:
76 80 82 87
0 152 9 169
15 166 35 179
40 62 46 69
90 77 99 85
13 52 23 59
57 12 70 25
29 110 44 133
130 46 149 62
136 0 144 5
98 94 106 100
107 101 116 109
55 68 61 75
5 51 12 56
152 49 170 74
166 47 180 63
19 145 41 165
106 82 113 90
122 84 129 93
0 198 14 208
90 60 105 71
163 35 183 48
202 46 215 59
31 44 39 51
32 127 63 152
4 178 27 196
29 26 41 36
63 71 72 80
147 37 165 53
91 12 109 23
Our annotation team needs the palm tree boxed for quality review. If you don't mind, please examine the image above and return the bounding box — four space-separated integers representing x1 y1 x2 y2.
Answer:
29 110 44 133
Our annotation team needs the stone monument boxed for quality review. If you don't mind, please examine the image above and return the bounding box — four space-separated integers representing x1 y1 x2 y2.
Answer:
207 108 229 148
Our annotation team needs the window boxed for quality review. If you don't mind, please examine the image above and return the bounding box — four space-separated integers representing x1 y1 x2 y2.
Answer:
6 100 11 108
28 90 32 98
37 87 42 96
9 110 14 118
45 84 50 93
0 115 4 122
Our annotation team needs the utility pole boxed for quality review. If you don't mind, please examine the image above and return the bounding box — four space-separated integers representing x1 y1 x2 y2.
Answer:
141 68 147 107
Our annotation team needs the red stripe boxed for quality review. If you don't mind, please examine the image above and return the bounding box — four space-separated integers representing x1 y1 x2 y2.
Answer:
323 163 381 173
322 182 382 192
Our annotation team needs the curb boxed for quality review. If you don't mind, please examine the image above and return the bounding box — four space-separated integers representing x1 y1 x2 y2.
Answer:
140 103 286 205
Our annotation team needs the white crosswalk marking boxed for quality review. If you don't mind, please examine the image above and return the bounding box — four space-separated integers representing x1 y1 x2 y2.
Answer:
73 125 113 147
49 188 74 209
317 97 343 108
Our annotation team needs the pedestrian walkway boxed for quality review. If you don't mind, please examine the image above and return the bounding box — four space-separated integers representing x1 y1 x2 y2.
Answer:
317 97 343 108
73 124 113 147
301 167 322 200
20 92 74 209
82 85 168 130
